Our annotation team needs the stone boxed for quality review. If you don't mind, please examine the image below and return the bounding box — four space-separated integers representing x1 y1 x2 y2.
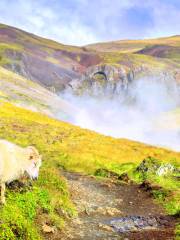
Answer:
147 218 158 226
98 223 114 232
42 224 55 233
136 157 161 175
73 64 133 96
136 157 176 178
73 218 83 225
156 163 175 176
95 207 122 216
118 173 130 183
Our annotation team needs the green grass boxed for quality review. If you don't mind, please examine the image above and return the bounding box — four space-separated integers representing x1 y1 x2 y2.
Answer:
0 188 50 240
87 35 180 53
100 51 167 70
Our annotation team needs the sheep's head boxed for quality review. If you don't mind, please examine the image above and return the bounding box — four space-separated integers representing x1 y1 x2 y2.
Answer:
25 146 42 180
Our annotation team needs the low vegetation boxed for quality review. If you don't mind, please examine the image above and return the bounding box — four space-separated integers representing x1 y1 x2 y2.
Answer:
101 51 167 69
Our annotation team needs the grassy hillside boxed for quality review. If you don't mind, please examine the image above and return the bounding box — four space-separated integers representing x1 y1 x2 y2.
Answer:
0 66 75 119
0 23 82 52
0 102 179 239
87 35 180 53
0 23 94 91
87 35 180 68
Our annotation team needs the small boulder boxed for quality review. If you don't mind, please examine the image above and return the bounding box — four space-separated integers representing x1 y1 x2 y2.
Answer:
118 173 130 183
42 224 55 234
136 157 161 175
156 163 175 176
98 223 114 232
94 207 122 216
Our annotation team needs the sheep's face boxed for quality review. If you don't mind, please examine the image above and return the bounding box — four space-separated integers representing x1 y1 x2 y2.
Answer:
25 146 42 180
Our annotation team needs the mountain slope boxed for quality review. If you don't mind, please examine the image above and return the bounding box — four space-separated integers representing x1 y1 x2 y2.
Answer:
86 35 180 53
86 36 180 72
0 23 101 91
0 65 75 119
0 23 180 95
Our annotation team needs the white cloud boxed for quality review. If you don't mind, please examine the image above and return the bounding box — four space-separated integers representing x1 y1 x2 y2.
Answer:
0 0 99 45
137 0 180 39
0 0 179 45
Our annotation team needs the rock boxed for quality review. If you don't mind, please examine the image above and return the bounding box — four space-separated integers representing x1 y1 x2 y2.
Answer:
72 218 83 225
147 218 157 226
110 216 163 233
118 173 130 183
98 223 114 232
158 218 170 226
139 180 152 191
136 157 161 175
55 207 68 218
70 64 139 97
95 207 122 216
139 180 162 194
156 163 175 176
136 157 176 178
100 182 112 188
106 207 122 216
42 224 55 233
115 198 123 204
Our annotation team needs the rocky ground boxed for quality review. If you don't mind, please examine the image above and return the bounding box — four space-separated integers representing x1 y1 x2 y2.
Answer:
52 171 177 240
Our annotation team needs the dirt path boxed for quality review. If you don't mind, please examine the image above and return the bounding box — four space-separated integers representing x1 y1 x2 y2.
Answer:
58 172 176 240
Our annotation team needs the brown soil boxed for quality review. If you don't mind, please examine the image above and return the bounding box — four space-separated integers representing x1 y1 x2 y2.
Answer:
46 171 176 240
136 44 178 58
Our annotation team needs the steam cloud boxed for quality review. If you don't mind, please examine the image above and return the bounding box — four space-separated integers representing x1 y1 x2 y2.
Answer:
60 77 180 151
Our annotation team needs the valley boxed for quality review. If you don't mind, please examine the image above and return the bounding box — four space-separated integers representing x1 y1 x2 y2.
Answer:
0 23 179 239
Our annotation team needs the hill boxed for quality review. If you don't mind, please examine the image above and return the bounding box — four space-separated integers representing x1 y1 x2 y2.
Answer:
86 35 180 55
0 23 180 96
0 23 100 92
0 65 76 119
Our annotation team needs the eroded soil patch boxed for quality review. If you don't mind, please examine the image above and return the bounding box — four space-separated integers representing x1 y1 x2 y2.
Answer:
58 172 176 240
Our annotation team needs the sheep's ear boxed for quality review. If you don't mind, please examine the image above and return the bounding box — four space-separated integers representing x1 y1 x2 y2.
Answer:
27 146 37 152
26 146 39 160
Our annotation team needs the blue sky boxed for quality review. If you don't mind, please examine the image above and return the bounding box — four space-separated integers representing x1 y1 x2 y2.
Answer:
0 0 180 45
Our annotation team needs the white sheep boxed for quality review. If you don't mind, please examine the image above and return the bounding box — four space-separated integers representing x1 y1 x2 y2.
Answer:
0 139 42 204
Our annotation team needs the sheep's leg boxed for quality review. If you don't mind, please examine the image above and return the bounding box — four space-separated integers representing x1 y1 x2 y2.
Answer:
1 182 5 204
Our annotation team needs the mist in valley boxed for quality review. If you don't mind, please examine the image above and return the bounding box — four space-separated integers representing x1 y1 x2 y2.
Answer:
60 77 180 151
